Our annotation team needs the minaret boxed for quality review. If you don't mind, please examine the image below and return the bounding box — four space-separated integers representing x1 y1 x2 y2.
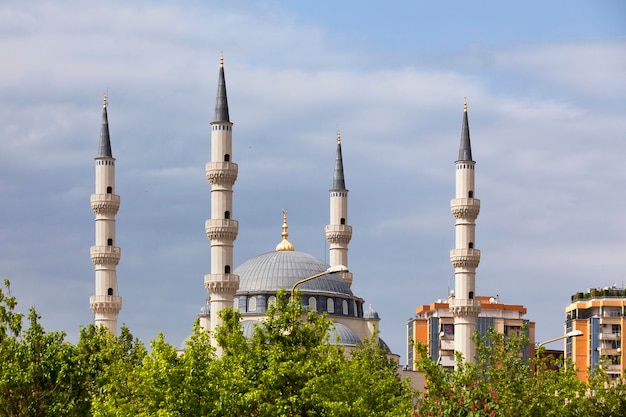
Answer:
90 93 122 333
204 54 239 337
325 130 353 286
449 98 481 366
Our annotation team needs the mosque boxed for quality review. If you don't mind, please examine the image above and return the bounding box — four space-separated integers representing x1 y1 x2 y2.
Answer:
88 56 395 357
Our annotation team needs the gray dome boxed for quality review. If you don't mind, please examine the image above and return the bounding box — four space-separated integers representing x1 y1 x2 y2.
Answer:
364 305 379 319
235 251 353 296
328 323 361 346
378 337 392 354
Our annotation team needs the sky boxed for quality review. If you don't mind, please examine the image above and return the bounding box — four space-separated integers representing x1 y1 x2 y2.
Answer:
1 0 625 363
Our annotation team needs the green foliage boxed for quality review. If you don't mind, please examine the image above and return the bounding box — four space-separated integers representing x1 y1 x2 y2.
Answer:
413 327 626 417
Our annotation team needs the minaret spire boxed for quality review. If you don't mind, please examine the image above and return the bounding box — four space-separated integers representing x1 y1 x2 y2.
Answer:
98 93 112 158
90 93 122 333
325 129 353 286
213 52 230 123
205 54 239 348
458 97 472 161
449 98 481 367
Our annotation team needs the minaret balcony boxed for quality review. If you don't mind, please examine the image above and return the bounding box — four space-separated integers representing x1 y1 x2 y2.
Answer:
89 295 122 314
450 248 480 268
90 246 121 265
204 273 240 294
206 161 238 186
325 224 353 244
449 298 481 316
205 219 239 241
90 194 120 215
450 198 480 219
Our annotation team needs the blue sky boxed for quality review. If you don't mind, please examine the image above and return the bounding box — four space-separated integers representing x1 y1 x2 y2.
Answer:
1 0 625 362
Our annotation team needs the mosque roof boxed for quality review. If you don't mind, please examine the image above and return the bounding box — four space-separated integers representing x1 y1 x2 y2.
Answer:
329 322 361 346
235 250 353 296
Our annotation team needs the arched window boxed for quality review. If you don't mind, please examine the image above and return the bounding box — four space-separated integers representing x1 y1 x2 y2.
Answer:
340 218 346 225
107 288 113 296
225 265 231 274
224 154 230 162
225 211 230 219
342 300 349 315
327 298 334 314
107 238 113 246
469 242 474 249
469 291 474 299
468 191 474 198
308 296 317 311
248 296 257 312
268 296 277 308
106 186 112 194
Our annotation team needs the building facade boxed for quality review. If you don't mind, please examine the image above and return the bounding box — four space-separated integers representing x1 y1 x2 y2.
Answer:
565 286 626 381
407 295 535 370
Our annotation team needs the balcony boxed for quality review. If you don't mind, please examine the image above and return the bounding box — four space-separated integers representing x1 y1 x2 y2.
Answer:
90 246 121 265
204 273 240 294
205 219 239 241
599 333 621 340
325 224 353 244
90 193 120 215
205 161 238 186
450 248 481 268
450 198 480 219
89 295 122 313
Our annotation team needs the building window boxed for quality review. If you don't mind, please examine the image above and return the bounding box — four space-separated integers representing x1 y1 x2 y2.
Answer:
248 297 257 312
342 300 348 315
469 242 474 249
327 298 334 314
468 191 473 198
308 296 317 311
107 238 113 246
224 154 230 162
340 218 346 225
268 296 276 308
225 265 231 274
225 211 230 219
107 288 113 296
107 186 112 194
469 291 474 299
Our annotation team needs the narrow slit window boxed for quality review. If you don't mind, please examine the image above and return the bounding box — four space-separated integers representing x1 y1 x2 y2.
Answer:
107 186 112 194
107 238 113 246
224 154 230 162
107 288 113 296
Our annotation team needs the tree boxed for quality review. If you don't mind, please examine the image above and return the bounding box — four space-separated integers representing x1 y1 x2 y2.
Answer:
413 327 626 417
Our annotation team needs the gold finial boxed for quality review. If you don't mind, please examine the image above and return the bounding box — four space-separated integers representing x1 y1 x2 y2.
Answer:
337 127 341 144
220 51 224 68
103 92 108 108
463 97 467 112
275 209 295 251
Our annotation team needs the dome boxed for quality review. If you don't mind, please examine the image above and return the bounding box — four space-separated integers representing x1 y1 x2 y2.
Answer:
235 250 353 296
378 337 392 354
328 322 361 346
199 304 210 316
364 304 379 319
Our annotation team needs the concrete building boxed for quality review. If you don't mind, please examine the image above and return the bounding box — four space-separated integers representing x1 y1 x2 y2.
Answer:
565 285 626 381
407 295 535 370
89 94 122 333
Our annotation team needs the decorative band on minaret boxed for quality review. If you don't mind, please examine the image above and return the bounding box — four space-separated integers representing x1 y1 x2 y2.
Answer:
449 98 481 366
325 129 353 286
204 54 240 337
90 93 122 333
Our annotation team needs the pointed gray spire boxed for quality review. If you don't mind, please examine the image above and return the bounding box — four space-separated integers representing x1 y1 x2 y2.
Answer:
98 94 112 157
332 130 346 190
213 53 230 123
457 97 472 162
